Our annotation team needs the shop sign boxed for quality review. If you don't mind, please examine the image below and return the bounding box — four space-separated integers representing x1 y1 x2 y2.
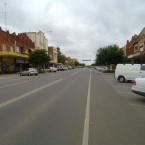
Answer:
0 51 29 58
16 59 25 63
2 58 14 62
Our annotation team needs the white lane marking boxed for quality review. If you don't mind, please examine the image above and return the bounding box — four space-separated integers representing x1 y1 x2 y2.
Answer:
70 71 81 76
112 85 130 88
0 76 18 79
82 70 91 145
117 91 133 95
0 81 29 89
130 104 145 108
0 79 63 108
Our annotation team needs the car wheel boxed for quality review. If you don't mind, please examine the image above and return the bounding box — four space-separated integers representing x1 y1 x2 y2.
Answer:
28 73 31 76
20 73 23 76
118 76 125 83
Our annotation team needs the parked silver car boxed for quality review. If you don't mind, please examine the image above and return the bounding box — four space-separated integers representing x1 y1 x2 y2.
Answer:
20 68 38 76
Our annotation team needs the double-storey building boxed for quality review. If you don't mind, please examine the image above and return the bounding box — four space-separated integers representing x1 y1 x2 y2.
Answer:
48 46 58 67
0 28 34 73
126 27 145 63
25 30 48 51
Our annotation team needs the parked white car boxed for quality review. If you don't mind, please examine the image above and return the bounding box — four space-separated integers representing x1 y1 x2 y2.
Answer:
44 67 57 72
97 66 108 72
132 77 145 96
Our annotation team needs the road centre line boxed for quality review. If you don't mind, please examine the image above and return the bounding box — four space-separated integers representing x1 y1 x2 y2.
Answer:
0 81 29 89
0 79 63 108
70 71 81 76
82 69 91 145
130 104 145 108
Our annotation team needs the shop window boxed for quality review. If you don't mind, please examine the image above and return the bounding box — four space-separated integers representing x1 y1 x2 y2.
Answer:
139 45 144 52
10 46 14 52
16 47 19 53
2 44 7 51
134 45 138 52
141 65 145 71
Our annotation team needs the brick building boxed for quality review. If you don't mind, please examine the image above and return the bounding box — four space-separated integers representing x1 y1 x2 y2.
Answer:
48 46 58 66
125 27 145 63
0 27 34 73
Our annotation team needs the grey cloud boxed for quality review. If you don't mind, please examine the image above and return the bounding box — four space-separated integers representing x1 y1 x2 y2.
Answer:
1 0 145 64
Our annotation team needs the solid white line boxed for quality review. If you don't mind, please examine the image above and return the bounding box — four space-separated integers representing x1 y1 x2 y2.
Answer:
70 71 81 76
0 81 29 89
82 70 91 145
0 79 63 108
130 104 145 108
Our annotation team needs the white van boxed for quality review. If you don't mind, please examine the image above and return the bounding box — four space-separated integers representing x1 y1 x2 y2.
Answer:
115 64 145 82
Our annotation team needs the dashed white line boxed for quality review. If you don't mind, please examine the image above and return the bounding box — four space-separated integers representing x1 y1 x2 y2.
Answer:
130 104 145 108
0 76 18 79
82 69 91 145
0 79 63 108
70 71 81 76
0 81 29 89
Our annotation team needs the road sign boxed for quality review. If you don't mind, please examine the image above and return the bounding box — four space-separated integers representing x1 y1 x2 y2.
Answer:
82 59 91 61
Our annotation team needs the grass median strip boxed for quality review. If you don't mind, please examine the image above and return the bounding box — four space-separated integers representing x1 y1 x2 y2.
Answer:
0 79 63 108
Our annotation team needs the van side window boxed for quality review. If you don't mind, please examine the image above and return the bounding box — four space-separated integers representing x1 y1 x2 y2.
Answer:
141 65 145 71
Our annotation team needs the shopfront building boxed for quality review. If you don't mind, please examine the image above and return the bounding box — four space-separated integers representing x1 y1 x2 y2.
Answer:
0 52 29 73
0 27 34 73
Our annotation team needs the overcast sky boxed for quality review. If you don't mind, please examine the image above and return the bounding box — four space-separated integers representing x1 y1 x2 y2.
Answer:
0 0 145 64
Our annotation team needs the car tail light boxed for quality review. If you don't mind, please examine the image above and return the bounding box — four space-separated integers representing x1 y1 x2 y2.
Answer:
133 80 136 86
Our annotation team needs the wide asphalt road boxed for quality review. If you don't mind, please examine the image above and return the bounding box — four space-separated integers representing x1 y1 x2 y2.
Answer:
0 68 145 145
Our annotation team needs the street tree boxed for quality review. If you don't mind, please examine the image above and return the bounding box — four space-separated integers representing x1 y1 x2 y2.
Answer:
74 60 80 67
57 47 66 64
95 44 124 66
29 48 50 68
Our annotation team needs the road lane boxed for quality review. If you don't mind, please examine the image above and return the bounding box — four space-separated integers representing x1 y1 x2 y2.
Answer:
1 68 145 145
0 68 90 145
89 70 145 145
0 79 63 108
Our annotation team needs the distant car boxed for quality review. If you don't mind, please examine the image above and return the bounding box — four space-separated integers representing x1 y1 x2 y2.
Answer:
20 68 38 76
132 77 145 96
97 66 108 72
57 66 65 71
44 67 57 72
63 66 68 70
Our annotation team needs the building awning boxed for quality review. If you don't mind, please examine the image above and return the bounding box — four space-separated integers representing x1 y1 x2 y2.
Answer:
29 48 34 51
0 51 29 59
128 52 140 58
